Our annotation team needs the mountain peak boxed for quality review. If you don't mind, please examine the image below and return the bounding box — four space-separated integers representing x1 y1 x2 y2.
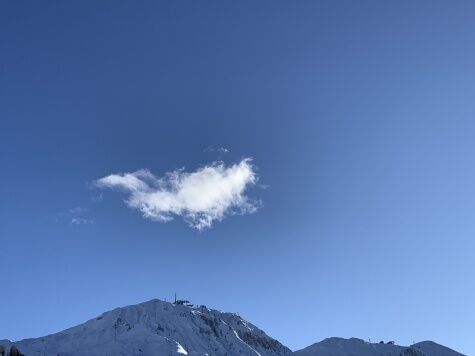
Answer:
2 298 292 356
0 300 466 356
295 337 466 356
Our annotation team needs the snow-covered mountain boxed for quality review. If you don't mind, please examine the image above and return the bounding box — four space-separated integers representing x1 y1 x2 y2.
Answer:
0 299 292 356
0 299 466 356
294 337 465 356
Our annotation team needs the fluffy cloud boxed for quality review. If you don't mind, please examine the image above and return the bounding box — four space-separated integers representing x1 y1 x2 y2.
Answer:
95 159 259 230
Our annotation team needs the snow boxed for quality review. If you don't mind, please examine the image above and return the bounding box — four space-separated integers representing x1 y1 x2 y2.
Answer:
0 299 292 356
294 337 466 356
412 341 465 356
176 341 188 355
232 330 262 356
0 300 466 356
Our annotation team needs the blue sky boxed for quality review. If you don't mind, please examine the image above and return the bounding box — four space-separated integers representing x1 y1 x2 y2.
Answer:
1 1 475 354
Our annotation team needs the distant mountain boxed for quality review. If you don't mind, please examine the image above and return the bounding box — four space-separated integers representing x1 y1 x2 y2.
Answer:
294 337 465 356
0 299 466 356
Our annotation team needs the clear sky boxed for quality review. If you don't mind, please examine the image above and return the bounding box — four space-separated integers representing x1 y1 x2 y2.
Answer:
1 1 474 354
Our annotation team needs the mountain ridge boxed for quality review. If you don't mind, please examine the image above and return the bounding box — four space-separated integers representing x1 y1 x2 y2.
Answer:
0 299 465 356
295 337 465 356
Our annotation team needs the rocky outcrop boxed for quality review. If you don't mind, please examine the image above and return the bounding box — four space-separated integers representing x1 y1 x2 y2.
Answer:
0 345 24 356
8 345 24 356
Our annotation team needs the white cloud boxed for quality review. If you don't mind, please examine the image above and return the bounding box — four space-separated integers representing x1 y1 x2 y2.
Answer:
71 217 94 225
61 207 94 225
95 158 259 230
204 146 229 153
69 207 88 214
91 193 103 203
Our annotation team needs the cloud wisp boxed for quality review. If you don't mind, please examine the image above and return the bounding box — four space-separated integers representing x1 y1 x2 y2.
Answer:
204 146 229 154
95 158 259 230
71 217 94 225
56 206 93 225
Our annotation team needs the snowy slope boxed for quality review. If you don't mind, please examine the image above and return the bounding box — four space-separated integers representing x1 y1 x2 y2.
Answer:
411 341 465 356
294 337 465 356
1 301 467 356
2 299 292 356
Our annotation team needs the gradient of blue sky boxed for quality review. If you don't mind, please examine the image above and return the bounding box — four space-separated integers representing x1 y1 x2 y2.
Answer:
1 1 475 354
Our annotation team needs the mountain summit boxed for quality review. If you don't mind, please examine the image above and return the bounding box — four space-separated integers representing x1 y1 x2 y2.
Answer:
294 337 465 356
0 299 465 356
1 299 292 356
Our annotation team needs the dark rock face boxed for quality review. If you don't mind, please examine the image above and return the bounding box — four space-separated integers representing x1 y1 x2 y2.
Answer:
200 314 221 337
401 347 426 356
8 345 24 356
238 330 288 353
